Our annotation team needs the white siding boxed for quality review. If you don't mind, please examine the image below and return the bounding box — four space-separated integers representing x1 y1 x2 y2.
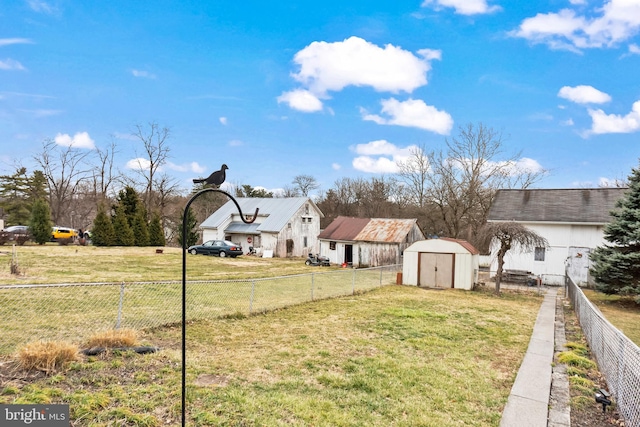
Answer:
488 222 605 285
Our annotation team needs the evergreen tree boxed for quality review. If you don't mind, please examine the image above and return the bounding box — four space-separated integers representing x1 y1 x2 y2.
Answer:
91 203 115 246
590 162 640 301
148 212 166 246
177 207 198 247
132 204 150 246
0 167 31 225
112 204 135 246
29 198 52 245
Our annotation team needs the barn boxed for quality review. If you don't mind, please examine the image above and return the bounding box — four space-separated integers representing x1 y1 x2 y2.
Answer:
402 238 480 290
199 197 323 257
318 216 425 268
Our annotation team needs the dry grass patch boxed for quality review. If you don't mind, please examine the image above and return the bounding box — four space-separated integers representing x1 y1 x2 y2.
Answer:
583 289 640 346
85 329 138 348
16 340 79 373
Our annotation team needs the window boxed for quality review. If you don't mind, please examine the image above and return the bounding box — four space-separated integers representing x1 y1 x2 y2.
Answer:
303 236 308 247
329 241 336 250
305 204 310 214
534 247 545 261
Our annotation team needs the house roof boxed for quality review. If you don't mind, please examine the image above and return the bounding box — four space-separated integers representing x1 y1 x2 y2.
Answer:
318 216 422 243
487 188 628 224
200 197 323 233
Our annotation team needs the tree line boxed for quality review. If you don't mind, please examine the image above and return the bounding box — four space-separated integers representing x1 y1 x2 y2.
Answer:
0 122 548 251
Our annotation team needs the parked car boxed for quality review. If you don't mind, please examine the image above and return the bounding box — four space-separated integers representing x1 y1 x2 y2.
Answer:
188 240 243 257
51 226 78 241
1 225 30 245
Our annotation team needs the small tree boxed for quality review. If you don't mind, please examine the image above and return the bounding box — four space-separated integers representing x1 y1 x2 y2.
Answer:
112 204 135 246
590 163 640 300
177 207 198 248
148 212 165 246
132 204 150 246
29 198 52 245
92 203 115 246
480 221 549 295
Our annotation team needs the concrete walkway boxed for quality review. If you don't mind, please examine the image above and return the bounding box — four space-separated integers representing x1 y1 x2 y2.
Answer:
500 288 558 427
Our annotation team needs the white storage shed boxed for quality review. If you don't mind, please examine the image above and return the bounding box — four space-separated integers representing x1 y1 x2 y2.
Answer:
402 238 480 290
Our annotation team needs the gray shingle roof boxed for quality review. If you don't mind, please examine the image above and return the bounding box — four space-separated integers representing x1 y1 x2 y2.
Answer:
200 197 322 233
487 188 628 224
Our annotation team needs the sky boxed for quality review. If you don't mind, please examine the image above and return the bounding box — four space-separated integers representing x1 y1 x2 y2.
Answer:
2 0 640 197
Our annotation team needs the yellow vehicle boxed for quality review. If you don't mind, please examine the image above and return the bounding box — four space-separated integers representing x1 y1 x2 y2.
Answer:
51 226 78 241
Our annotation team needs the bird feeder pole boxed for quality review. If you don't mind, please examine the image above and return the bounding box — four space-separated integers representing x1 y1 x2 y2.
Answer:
181 182 257 427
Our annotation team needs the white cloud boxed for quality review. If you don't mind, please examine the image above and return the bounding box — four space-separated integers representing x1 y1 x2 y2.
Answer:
558 85 611 104
0 59 26 71
126 157 151 170
131 69 156 79
219 117 228 125
351 140 418 173
332 163 341 170
562 118 575 126
0 38 33 47
421 0 501 15
588 100 640 134
361 98 453 134
229 139 243 147
27 0 56 14
19 109 63 118
54 132 95 149
629 43 640 54
290 36 440 96
166 161 206 174
512 1 640 51
502 157 545 175
277 89 323 112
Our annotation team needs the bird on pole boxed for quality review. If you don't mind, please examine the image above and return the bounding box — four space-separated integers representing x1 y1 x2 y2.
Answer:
193 164 228 187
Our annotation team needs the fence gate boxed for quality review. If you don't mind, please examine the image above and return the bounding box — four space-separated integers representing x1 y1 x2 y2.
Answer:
566 247 591 286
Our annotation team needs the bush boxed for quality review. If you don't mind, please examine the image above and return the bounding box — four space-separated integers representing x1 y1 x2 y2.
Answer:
17 341 79 373
86 329 137 348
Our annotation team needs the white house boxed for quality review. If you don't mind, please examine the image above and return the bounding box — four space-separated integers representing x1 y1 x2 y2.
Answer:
199 197 324 257
317 216 425 267
402 238 479 290
487 188 628 286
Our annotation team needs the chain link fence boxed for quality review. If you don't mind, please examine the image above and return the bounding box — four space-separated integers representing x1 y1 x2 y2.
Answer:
566 275 640 427
0 265 400 355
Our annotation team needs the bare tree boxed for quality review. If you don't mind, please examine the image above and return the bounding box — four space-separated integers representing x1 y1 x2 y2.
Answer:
33 139 92 225
397 144 430 208
292 174 319 197
130 122 172 218
397 123 547 247
92 138 118 202
479 221 549 295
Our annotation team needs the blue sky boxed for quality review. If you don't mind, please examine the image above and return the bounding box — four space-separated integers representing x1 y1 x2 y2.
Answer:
2 0 640 196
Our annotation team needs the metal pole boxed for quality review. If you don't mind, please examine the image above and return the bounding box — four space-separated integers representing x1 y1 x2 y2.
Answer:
181 187 258 427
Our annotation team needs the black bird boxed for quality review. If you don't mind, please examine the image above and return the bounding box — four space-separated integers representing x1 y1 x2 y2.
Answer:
193 164 228 187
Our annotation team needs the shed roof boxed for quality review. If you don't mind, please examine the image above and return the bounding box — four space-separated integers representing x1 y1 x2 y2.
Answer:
487 188 628 224
200 197 322 233
318 216 421 243
404 238 479 255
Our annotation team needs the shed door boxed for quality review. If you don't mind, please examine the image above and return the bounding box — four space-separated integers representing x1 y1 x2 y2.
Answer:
419 253 454 288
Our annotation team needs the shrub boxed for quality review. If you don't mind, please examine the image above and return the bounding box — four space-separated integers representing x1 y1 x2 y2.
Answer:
17 341 79 373
86 329 137 348
557 351 596 369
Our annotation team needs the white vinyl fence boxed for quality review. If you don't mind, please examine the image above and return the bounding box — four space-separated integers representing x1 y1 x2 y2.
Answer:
566 275 640 427
0 265 401 354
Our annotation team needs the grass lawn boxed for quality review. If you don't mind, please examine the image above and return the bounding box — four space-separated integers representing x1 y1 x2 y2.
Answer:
582 289 640 346
0 244 332 284
0 285 543 426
